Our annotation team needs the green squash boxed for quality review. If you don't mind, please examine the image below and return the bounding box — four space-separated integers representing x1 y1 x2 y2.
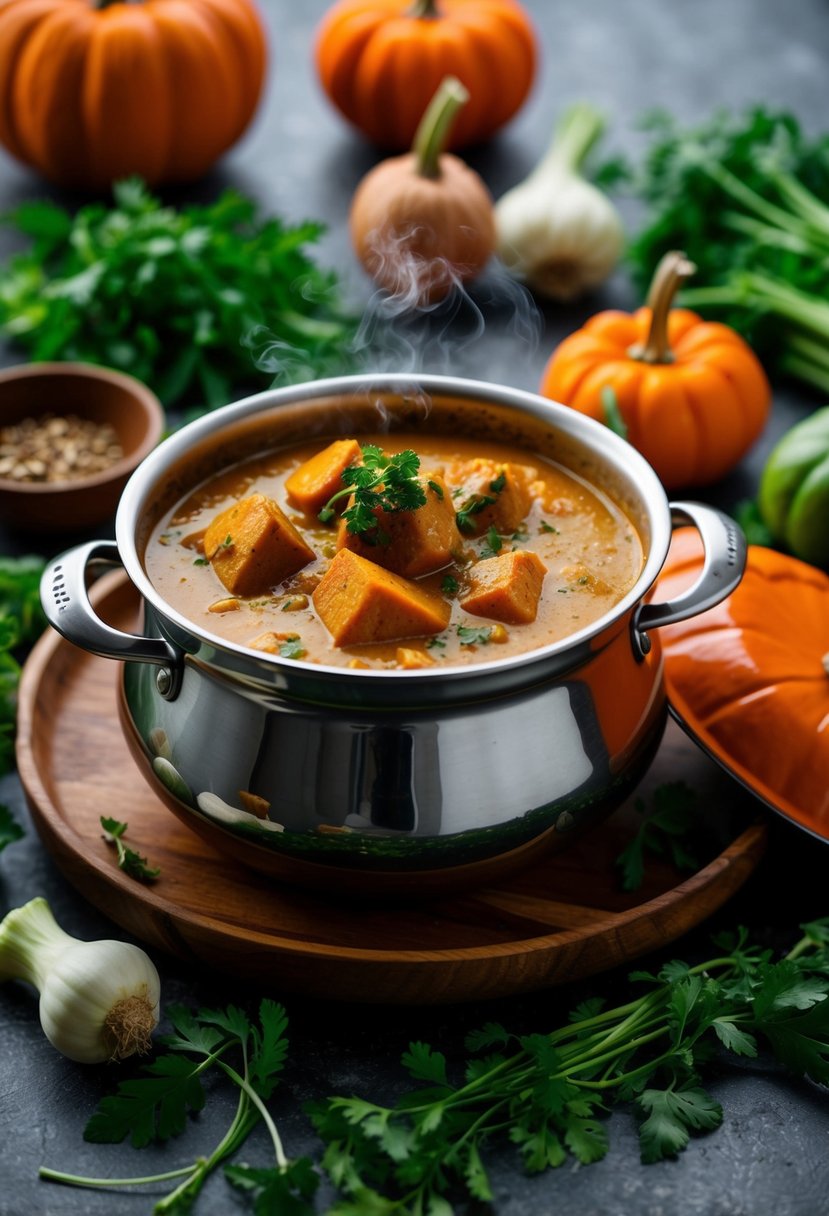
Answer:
759 407 829 568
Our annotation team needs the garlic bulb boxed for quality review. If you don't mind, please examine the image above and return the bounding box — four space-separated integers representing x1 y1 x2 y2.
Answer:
0 896 160 1063
495 102 624 300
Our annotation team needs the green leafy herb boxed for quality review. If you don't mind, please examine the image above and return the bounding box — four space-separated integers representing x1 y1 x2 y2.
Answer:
539 520 559 534
0 556 46 779
440 575 459 596
457 624 493 646
0 804 24 852
309 921 829 1211
0 180 357 410
426 637 447 650
193 557 210 567
456 494 495 533
601 385 629 439
479 526 503 559
427 479 444 499
615 781 701 892
318 446 426 540
489 472 507 494
40 1000 317 1214
278 637 306 660
734 498 775 547
100 816 161 883
616 107 829 394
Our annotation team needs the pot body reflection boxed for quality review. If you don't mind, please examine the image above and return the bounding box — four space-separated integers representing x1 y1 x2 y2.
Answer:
44 374 745 895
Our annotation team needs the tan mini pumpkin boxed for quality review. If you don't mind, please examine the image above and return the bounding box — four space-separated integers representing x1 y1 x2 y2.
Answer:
349 76 496 305
0 0 267 189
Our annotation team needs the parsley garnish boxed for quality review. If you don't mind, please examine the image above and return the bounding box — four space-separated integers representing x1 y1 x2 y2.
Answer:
615 781 701 891
539 520 559 534
455 491 496 533
278 636 306 659
441 574 459 596
309 920 829 1210
100 816 160 882
41 1001 318 1213
427 479 444 498
490 471 507 493
193 556 210 566
426 637 447 649
479 526 503 559
318 446 427 541
457 624 493 646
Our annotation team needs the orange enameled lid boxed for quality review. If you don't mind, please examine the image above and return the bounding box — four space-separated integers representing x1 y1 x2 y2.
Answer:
657 529 829 839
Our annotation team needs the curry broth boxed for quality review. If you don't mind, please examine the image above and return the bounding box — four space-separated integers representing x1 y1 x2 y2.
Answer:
145 434 644 668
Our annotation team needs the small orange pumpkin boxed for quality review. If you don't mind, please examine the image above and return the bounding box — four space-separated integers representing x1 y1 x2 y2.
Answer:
539 252 771 489
315 0 537 151
0 0 267 190
657 530 829 836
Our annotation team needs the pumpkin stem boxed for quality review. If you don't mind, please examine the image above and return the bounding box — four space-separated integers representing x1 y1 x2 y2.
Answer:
413 76 469 180
407 0 440 16
629 250 696 364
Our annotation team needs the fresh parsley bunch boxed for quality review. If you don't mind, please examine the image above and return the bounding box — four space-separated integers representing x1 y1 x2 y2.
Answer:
310 919 829 1213
0 180 357 411
614 107 829 394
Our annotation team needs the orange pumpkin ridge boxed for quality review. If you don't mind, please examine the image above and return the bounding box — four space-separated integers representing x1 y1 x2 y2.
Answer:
540 251 772 490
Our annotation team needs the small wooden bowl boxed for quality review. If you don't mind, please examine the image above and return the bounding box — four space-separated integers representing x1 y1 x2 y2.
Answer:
0 362 165 533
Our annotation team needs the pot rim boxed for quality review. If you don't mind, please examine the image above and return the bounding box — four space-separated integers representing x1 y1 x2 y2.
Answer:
116 372 672 683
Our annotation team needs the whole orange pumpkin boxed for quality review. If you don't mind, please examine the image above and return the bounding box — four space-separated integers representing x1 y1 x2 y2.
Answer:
657 530 829 836
315 0 537 151
539 252 771 489
0 0 267 189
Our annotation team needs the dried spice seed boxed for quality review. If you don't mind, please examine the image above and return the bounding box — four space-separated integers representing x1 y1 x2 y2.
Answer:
0 414 123 484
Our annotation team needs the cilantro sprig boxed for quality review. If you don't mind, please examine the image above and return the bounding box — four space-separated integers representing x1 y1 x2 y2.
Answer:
41 1001 319 1215
318 446 426 541
309 921 829 1212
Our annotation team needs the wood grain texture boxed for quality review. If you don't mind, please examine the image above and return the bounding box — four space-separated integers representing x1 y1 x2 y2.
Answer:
16 573 767 1004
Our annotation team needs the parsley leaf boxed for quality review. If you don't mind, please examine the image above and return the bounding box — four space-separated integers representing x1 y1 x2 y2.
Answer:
440 575 459 596
225 1160 320 1216
638 1085 722 1163
100 816 160 882
279 636 306 659
457 624 493 646
455 492 496 534
479 526 503 559
615 781 701 891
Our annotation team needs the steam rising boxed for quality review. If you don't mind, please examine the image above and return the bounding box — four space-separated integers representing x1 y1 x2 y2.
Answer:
244 229 542 394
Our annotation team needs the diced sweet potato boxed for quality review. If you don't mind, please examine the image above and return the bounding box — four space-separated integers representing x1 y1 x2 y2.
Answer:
460 550 547 625
395 646 436 669
285 439 362 516
313 549 451 646
204 493 315 598
559 562 615 596
338 473 460 577
453 460 535 537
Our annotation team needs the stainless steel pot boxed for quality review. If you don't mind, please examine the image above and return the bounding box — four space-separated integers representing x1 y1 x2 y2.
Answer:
41 374 745 895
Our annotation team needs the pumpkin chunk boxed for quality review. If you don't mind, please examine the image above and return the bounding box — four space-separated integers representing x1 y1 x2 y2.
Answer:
460 550 547 624
285 438 362 516
452 459 535 537
204 493 314 598
338 473 460 577
313 548 451 646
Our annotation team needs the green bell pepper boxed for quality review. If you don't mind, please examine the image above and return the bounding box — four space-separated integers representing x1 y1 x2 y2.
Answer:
759 407 829 568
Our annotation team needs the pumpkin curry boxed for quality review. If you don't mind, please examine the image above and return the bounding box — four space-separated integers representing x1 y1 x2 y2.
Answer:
146 434 643 669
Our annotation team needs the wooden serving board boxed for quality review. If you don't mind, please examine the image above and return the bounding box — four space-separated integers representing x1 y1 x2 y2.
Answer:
16 573 767 1005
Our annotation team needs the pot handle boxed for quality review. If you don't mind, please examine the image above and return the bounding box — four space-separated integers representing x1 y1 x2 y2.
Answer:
41 540 182 699
632 500 746 659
